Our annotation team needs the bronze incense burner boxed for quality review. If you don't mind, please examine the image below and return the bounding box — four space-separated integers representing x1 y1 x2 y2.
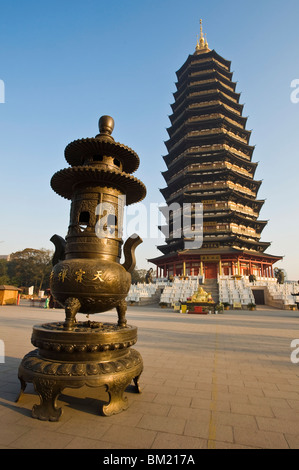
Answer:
17 116 146 420
50 114 146 330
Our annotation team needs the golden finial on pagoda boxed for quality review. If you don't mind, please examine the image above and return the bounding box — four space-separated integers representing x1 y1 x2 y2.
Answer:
199 19 205 48
195 19 210 54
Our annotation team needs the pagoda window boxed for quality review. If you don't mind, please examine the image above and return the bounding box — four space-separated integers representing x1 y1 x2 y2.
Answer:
106 214 118 235
79 211 90 231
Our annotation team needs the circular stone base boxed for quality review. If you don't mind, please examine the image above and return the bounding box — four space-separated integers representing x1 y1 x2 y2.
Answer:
16 322 143 421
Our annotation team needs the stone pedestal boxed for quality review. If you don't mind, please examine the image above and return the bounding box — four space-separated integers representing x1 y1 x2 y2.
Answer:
16 321 142 421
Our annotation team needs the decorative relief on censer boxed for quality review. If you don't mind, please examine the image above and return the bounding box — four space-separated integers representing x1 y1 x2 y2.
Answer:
17 116 146 420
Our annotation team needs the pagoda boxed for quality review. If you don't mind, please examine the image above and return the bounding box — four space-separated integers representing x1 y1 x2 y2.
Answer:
149 21 282 280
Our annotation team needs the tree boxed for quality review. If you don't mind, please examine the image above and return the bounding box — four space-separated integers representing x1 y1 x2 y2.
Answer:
131 268 147 284
8 248 53 293
274 268 285 285
0 259 10 285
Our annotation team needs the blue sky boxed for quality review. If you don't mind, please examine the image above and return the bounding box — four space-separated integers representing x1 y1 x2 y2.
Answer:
0 0 298 279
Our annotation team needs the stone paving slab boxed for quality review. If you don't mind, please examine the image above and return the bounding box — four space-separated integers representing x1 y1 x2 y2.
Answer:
1 301 299 449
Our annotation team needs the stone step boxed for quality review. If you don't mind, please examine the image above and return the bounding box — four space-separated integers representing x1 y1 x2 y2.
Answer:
203 279 219 303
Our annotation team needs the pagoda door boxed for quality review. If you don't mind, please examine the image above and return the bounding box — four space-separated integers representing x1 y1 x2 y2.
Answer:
204 263 218 279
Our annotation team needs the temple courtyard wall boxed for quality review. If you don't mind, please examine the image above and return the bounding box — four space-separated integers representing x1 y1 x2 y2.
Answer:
1 301 299 449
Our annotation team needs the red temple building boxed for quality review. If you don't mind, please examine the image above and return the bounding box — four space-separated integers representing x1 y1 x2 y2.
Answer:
149 22 282 280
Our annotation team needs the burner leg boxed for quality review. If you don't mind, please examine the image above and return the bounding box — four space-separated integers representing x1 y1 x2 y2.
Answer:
32 378 63 422
102 376 131 416
64 297 81 330
117 299 127 327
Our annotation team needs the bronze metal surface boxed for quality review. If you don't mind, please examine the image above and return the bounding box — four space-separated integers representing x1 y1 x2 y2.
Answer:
49 115 146 330
17 323 143 420
17 116 146 420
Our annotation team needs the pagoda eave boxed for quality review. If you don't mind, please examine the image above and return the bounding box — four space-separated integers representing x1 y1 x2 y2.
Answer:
148 247 282 267
163 150 258 177
176 49 232 80
168 103 248 128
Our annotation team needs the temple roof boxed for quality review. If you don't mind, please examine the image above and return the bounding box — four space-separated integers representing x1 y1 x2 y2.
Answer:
176 49 232 80
148 246 282 265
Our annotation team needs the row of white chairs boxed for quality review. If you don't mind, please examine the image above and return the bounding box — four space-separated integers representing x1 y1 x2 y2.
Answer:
219 276 298 306
126 282 158 303
266 282 298 305
160 279 200 304
219 277 255 305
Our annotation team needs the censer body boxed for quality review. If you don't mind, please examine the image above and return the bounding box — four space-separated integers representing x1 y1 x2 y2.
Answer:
49 116 145 330
17 116 146 420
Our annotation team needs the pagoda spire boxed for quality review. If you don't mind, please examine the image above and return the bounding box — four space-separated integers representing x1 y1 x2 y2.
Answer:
195 19 210 54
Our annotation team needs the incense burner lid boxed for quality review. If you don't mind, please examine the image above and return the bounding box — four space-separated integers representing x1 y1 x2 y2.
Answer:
64 116 140 174
50 166 146 205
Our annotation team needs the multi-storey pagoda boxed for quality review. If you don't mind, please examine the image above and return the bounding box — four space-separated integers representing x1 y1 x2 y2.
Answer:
149 21 282 280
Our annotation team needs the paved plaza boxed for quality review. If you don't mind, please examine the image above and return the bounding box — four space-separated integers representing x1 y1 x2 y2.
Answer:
1 301 299 449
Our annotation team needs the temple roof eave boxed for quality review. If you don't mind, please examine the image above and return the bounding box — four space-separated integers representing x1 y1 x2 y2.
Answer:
162 150 258 177
175 49 232 80
166 118 252 142
160 169 262 197
164 132 255 157
148 247 283 265
168 103 248 129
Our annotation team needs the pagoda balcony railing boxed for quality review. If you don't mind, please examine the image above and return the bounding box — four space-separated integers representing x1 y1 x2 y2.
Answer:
163 203 258 220
203 201 257 214
188 89 238 105
190 78 234 93
167 128 249 154
166 227 259 237
166 162 252 186
189 68 231 83
231 228 260 238
203 225 258 237
188 128 248 144
171 99 242 127
169 113 222 141
167 144 251 171
172 97 241 120
171 99 241 126
166 181 256 203
172 91 238 116
177 59 231 85
169 113 245 142
188 100 241 116
192 161 252 176
169 132 248 158
186 144 250 160
203 210 259 220
190 57 230 72
175 78 235 103
189 113 243 129
165 226 260 241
